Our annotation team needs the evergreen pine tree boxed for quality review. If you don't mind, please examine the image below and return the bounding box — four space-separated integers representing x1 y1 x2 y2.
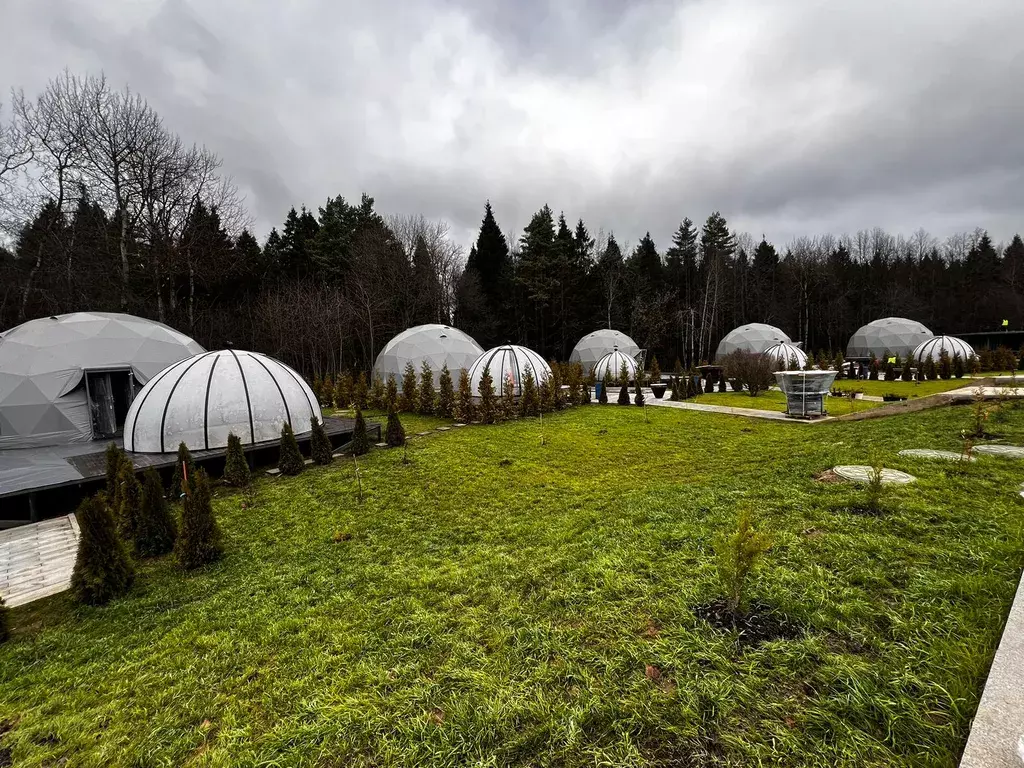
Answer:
917 361 928 382
386 407 406 447
313 374 324 405
833 353 845 378
322 374 335 407
634 378 646 406
901 359 914 381
369 374 386 410
224 432 251 487
455 368 475 422
175 468 223 570
500 372 517 420
550 362 566 410
105 442 122 496
310 415 334 465
71 495 135 605
599 371 610 404
718 375 727 392
418 362 436 414
581 381 592 404
385 374 399 411
170 442 194 499
619 359 630 387
116 460 142 545
400 363 418 412
350 409 369 455
926 357 938 380
650 356 661 385
278 423 305 475
939 350 952 380
354 373 369 409
136 468 176 557
617 377 631 405
519 366 540 417
539 377 554 413
673 358 684 376
954 353 966 379
478 365 497 424
437 365 455 418
968 354 982 374
335 372 353 409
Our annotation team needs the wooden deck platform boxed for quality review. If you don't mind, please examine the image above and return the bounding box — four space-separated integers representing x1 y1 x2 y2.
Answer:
0 514 80 607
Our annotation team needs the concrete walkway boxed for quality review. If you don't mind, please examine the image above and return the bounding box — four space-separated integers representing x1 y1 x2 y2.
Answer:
0 514 80 607
645 396 797 421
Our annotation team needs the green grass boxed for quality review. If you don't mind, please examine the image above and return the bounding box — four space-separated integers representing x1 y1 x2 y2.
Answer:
832 378 970 398
3 403 1024 767
690 390 883 416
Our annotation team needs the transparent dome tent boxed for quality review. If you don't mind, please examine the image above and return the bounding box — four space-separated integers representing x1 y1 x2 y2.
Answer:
846 317 932 360
373 324 483 387
593 348 638 382
569 329 640 375
468 345 551 397
0 312 204 449
716 323 791 359
763 342 808 370
911 335 975 364
123 350 321 453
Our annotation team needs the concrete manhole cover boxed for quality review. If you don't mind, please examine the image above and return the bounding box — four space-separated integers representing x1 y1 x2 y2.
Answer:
833 465 917 484
974 445 1024 458
898 449 975 462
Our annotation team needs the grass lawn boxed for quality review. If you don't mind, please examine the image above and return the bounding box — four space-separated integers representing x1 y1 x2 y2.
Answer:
690 390 884 416
3 403 1024 766
831 378 971 398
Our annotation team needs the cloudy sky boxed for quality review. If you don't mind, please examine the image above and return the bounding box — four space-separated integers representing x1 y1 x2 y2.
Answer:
2 0 1023 251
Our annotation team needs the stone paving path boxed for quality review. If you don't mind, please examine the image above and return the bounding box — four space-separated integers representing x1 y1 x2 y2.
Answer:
974 445 1024 458
0 514 80 607
898 448 974 462
643 395 800 422
833 465 917 484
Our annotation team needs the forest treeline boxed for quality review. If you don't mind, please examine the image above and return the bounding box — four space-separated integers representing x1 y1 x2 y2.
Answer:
2 72 1023 377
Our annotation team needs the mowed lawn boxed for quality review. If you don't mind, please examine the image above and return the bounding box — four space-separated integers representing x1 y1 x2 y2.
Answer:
690 390 884 415
2 403 1024 767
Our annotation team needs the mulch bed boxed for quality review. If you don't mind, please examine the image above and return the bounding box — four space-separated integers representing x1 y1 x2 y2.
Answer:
693 599 802 645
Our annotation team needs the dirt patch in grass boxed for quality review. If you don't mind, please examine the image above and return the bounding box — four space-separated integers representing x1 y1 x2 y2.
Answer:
693 599 802 645
814 469 844 483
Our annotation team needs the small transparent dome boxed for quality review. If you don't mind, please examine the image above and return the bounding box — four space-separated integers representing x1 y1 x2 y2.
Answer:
762 342 808 370
912 335 975 363
593 349 638 382
468 345 551 397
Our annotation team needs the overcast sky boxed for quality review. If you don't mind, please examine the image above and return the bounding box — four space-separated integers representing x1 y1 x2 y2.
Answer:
2 0 1023 251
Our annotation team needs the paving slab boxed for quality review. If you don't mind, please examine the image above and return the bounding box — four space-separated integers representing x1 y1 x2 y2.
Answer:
898 448 975 462
975 445 1024 458
833 465 917 484
0 514 80 607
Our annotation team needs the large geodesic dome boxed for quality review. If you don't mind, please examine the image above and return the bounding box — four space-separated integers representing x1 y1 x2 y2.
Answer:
468 345 551 397
846 317 932 360
0 312 204 449
569 329 640 375
593 349 638 382
124 350 320 453
715 323 791 359
374 324 483 387
762 342 809 370
912 335 975 364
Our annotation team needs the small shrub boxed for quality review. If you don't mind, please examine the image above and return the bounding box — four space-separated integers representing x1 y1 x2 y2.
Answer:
223 432 251 487
278 423 305 475
617 377 631 405
715 509 772 617
115 460 142 545
633 378 645 406
520 366 540 417
649 356 661 385
901 361 914 381
335 372 353 409
717 376 727 393
581 381 592 404
538 376 554 413
673 358 683 375
350 409 369 456
967 354 981 374
599 372 610 404
386 407 406 447
953 353 965 379
619 359 630 387
418 362 436 415
721 351 773 396
566 362 582 405
105 442 122 496
175 468 223 570
399 363 418 412
170 442 194 499
385 374 399 411
455 368 475 422
71 495 135 605
136 468 176 557
869 357 879 380
322 375 334 407
437 365 455 418
551 363 566 410
478 365 496 424
865 464 885 515
310 415 334 465
939 350 952 380
501 372 517 420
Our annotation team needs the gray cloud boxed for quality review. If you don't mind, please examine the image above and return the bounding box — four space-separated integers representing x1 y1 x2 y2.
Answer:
2 0 1023 253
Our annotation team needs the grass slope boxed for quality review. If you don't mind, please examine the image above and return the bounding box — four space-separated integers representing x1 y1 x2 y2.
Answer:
2 404 1024 767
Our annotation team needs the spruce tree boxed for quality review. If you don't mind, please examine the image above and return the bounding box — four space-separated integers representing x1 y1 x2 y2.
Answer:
170 442 194 499
581 381 592 404
926 357 938 380
418 362 436 414
224 432 251 487
385 374 399 411
954 353 966 379
386 407 406 447
455 368 475 422
278 423 305 475
916 362 928 382
599 371 610 404
718 375 727 393
369 374 386 410
350 409 369 456
354 372 369 410
105 442 122 496
519 366 540 417
649 356 661 385
478 364 496 424
501 372 517 420
619 359 630 387
634 378 646 406
400 363 418 412
617 377 631 405
136 468 176 557
539 377 555 413
550 362 566 410
335 372 353 409
901 359 914 381
71 495 135 605
313 374 324 406
116 460 143 545
673 358 684 376
322 374 335 407
310 415 334 465
175 468 223 570
437 365 455 418
939 350 952 380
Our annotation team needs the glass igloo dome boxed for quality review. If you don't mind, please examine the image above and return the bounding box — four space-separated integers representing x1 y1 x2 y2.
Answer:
846 317 932 360
911 335 975 364
123 350 321 453
592 348 638 382
762 342 808 370
374 324 483 386
468 345 551 397
0 312 204 449
715 323 791 359
569 329 640 375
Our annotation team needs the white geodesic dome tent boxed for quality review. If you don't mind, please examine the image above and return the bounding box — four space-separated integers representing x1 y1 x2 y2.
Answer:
468 344 551 397
911 335 975 364
569 329 640 375
593 349 638 382
715 323 791 359
762 342 809 370
374 324 483 387
846 317 932 360
124 350 320 453
0 312 204 449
